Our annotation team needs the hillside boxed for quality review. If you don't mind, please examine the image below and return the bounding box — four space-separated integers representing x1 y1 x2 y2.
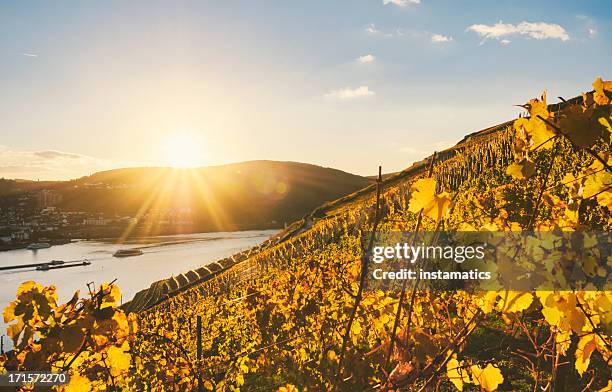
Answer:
15 161 373 233
0 178 59 196
122 96 592 314
121 85 610 390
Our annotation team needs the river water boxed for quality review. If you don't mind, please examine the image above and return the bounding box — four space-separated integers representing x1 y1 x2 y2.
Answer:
0 230 276 350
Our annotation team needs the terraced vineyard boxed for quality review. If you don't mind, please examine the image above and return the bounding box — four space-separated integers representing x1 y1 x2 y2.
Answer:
1 80 610 391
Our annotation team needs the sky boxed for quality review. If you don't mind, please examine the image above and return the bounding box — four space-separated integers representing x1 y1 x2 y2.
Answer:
0 0 610 180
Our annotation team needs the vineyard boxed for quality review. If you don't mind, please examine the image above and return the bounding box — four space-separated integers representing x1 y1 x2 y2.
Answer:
1 78 611 391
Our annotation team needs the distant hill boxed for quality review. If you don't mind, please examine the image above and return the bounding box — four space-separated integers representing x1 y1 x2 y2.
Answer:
49 161 372 232
0 178 60 196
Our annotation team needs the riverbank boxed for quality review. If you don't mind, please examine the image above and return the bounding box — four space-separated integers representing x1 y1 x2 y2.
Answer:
0 223 286 252
0 238 71 252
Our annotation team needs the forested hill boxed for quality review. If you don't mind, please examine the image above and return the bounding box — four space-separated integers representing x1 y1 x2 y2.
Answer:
0 178 59 196
27 161 373 231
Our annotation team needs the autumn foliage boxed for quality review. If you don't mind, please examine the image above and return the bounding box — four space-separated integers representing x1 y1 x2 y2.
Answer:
1 78 611 391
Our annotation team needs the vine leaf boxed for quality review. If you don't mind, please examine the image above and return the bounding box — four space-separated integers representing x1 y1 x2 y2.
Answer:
470 363 504 391
583 154 612 207
593 77 612 105
62 372 93 392
506 159 536 180
514 92 556 149
596 380 612 392
558 104 606 148
446 354 469 391
495 291 533 313
408 178 451 222
575 334 599 376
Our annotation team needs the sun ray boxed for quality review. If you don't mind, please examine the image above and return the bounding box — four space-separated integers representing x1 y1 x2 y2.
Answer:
187 168 234 231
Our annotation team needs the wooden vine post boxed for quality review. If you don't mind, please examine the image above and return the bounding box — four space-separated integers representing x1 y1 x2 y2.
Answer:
384 152 437 374
334 166 383 387
196 315 203 391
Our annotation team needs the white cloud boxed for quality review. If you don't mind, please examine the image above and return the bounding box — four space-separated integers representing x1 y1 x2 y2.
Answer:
357 54 375 63
500 39 511 45
467 21 570 42
325 86 375 99
365 23 403 37
431 34 453 43
20 52 38 58
383 0 420 6
366 23 381 34
588 28 597 37
0 145 116 180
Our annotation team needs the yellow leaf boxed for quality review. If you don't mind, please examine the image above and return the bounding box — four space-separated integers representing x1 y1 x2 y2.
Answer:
277 384 299 392
470 363 504 391
541 306 561 327
558 104 606 148
447 355 468 391
593 77 612 105
575 334 598 376
600 116 612 135
583 157 612 200
16 281 43 296
496 291 533 313
514 92 556 149
59 323 86 353
3 301 16 323
236 373 245 386
596 191 612 209
408 178 452 222
100 283 121 308
556 330 572 355
106 341 131 377
352 320 362 336
61 372 92 392
526 92 551 119
596 380 612 392
327 350 338 362
480 291 498 314
506 159 536 180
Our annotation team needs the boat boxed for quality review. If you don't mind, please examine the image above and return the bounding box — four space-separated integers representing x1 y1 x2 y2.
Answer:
113 249 143 258
27 242 51 250
36 261 91 271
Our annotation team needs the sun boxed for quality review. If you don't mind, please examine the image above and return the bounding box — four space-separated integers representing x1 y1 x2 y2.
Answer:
162 131 205 168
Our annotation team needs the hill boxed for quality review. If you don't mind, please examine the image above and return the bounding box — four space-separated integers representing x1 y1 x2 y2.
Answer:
22 161 373 233
0 178 60 196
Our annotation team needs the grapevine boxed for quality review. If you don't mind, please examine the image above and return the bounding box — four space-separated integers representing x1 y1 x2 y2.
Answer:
1 78 610 391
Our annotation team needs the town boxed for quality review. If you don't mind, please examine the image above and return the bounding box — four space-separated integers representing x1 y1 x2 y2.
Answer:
0 187 195 251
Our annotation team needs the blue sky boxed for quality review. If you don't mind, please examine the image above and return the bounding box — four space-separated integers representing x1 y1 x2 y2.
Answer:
0 0 610 179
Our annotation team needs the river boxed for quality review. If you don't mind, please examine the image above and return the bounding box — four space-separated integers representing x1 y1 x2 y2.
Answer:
0 229 276 351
